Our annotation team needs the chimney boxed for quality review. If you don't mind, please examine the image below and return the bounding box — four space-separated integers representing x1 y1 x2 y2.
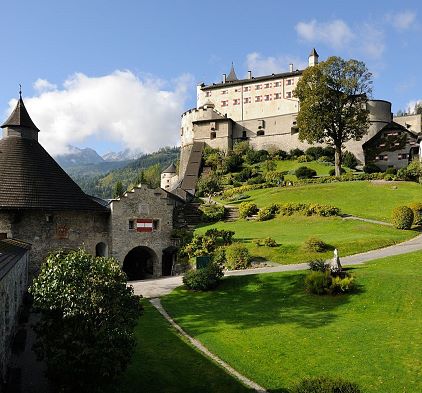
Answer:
222 73 227 83
247 70 252 79
289 63 293 72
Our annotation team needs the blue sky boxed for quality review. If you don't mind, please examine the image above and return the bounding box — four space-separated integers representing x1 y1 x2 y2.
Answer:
1 0 421 156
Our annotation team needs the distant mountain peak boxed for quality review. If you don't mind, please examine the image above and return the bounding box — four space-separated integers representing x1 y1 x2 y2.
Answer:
102 148 143 162
55 145 104 168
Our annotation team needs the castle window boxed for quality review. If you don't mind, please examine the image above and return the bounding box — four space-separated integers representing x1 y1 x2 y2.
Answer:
153 219 160 231
255 84 262 90
244 86 251 92
255 96 262 102
221 100 229 107
285 92 292 98
210 131 216 139
242 131 247 138
286 79 294 85
257 130 265 136
274 93 281 99
264 82 272 88
398 153 408 160
244 97 251 104
221 90 228 95
0 233 7 240
205 91 212 97
180 127 183 136
235 88 241 93
233 98 241 105
264 94 272 101
128 220 135 230
274 81 281 87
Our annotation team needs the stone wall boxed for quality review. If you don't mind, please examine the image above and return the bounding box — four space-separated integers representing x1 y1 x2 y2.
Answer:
0 210 109 275
0 242 29 383
109 186 179 277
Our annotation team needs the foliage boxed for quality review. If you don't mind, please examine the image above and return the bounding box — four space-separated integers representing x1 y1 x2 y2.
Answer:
244 149 269 165
221 183 272 199
385 167 397 175
196 172 222 196
256 204 279 221
342 151 359 169
263 237 278 247
289 148 305 158
232 141 251 156
246 174 265 185
391 205 414 229
308 259 329 272
181 235 216 258
297 155 309 163
408 202 422 226
199 204 226 222
113 181 125 198
303 237 329 253
291 376 362 393
263 159 277 172
233 166 257 182
400 160 422 182
295 166 317 179
304 270 356 295
211 247 227 266
224 243 251 270
239 202 259 218
222 152 244 173
278 203 340 217
205 229 235 245
305 147 335 161
328 167 345 176
203 146 223 170
363 163 381 174
265 170 285 185
295 56 372 176
29 249 142 392
182 263 224 291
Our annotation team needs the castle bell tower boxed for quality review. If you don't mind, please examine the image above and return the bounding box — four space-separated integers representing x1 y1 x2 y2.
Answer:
1 90 40 141
308 48 319 67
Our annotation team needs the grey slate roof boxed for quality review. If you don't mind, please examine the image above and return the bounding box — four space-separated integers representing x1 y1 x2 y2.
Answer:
226 63 238 82
309 48 319 57
162 163 177 173
0 239 31 280
1 97 40 132
0 136 108 212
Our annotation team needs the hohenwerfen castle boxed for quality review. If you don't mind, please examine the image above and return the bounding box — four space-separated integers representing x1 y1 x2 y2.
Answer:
162 49 421 193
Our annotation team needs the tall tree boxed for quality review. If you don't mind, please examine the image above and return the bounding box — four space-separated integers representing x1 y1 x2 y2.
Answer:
295 57 373 176
113 181 124 198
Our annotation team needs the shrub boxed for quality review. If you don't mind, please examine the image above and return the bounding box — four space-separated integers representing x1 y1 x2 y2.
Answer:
305 146 325 161
225 243 251 270
274 149 288 160
405 160 422 182
199 204 226 222
278 203 340 217
263 159 277 172
363 163 381 174
295 166 317 179
222 153 243 173
263 237 278 247
408 202 422 226
246 174 265 185
182 235 216 259
256 206 275 221
385 167 397 175
196 172 222 196
29 250 142 392
391 205 414 229
183 263 224 291
291 376 362 393
308 259 329 272
234 166 256 182
297 155 309 163
317 155 331 163
211 247 226 266
205 229 235 245
331 274 356 294
328 167 345 176
303 237 329 253
265 171 285 185
244 149 268 164
290 148 305 159
305 270 356 295
343 151 359 169
239 202 258 218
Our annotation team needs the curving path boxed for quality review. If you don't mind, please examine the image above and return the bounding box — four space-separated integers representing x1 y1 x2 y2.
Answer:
130 233 422 298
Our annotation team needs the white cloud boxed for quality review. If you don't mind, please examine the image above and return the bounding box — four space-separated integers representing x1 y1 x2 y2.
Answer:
359 24 385 59
295 19 354 49
6 71 193 156
387 10 416 31
246 52 307 76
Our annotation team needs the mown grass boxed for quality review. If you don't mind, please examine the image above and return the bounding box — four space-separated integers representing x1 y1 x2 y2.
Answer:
274 159 347 181
117 301 250 393
196 215 415 264
232 181 422 222
162 251 422 392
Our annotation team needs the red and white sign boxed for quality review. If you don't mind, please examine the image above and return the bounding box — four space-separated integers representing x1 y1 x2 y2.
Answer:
136 219 153 233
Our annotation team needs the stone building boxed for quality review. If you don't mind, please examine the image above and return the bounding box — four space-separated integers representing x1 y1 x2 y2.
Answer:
0 239 30 384
178 48 421 181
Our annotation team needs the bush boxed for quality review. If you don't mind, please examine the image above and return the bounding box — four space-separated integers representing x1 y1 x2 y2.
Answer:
183 263 224 291
246 174 265 185
317 155 331 163
265 171 285 185
196 172 222 196
297 155 309 163
290 148 305 159
305 270 356 295
244 149 268 165
263 159 277 172
391 205 414 229
233 167 256 182
263 237 278 247
295 166 317 179
239 202 259 218
199 204 226 222
328 167 345 176
291 376 362 393
274 149 288 160
303 237 329 253
363 163 381 174
343 151 359 169
29 250 142 392
256 206 276 221
385 167 397 175
205 229 235 245
408 202 422 226
308 259 329 272
305 147 325 161
278 203 340 217
404 160 422 182
225 243 251 270
222 153 243 173
211 247 226 266
182 235 216 259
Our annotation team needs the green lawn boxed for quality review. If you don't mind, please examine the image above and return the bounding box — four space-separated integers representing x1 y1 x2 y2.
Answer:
117 301 250 393
162 252 422 392
234 181 422 222
196 215 415 264
274 159 340 180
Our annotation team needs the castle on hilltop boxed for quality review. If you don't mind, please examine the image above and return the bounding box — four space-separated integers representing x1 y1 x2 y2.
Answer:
162 49 421 193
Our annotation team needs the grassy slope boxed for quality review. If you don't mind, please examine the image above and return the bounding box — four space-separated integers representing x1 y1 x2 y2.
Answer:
162 252 422 392
235 181 422 222
275 159 344 181
117 302 250 393
196 216 415 264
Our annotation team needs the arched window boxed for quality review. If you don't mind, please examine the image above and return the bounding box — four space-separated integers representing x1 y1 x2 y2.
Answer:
257 130 265 136
95 242 108 257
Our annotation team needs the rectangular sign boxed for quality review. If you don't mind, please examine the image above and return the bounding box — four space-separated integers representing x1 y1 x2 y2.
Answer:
136 219 153 233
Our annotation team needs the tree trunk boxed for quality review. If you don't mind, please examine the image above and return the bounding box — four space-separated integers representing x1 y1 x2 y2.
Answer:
335 146 342 177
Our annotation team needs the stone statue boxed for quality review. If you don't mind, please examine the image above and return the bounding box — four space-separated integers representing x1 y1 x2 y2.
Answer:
330 248 342 272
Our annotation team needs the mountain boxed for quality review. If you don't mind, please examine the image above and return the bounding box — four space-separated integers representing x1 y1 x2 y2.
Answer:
102 148 142 162
55 146 104 168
